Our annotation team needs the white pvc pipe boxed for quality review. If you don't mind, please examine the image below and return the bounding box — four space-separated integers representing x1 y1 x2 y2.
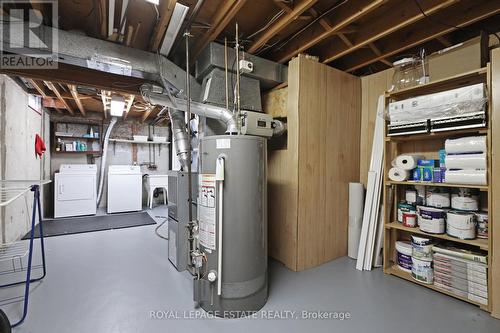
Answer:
97 117 118 205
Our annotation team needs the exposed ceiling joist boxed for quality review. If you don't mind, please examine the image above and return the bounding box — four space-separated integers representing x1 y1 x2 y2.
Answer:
68 84 87 116
247 0 318 54
142 105 155 122
192 0 248 59
45 82 75 115
321 0 459 64
123 95 135 120
436 36 453 47
101 90 110 119
149 0 177 52
367 42 392 67
28 79 47 97
97 0 108 39
342 0 500 72
271 0 385 63
42 98 67 109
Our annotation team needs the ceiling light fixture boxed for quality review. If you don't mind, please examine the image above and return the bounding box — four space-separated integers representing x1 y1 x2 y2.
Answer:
110 95 126 117
145 0 160 5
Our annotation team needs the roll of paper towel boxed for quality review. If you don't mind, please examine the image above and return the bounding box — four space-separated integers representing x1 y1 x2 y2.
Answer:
349 183 365 259
445 136 486 154
393 154 424 170
445 153 486 170
389 167 410 181
445 170 487 185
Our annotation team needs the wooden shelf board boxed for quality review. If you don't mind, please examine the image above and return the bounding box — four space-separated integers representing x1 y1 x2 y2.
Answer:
386 180 488 191
387 68 487 100
386 222 489 250
55 135 100 140
109 139 170 144
54 151 101 154
387 265 488 310
385 128 488 142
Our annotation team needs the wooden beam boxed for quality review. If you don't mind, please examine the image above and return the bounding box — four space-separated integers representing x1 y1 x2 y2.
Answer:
337 32 353 47
149 0 177 52
436 36 453 47
68 84 87 116
367 43 392 67
97 0 108 39
123 95 135 120
45 82 75 115
42 98 67 109
142 105 155 122
28 79 47 97
270 0 385 63
321 0 459 64
247 0 318 54
100 90 110 119
341 0 500 72
192 0 248 59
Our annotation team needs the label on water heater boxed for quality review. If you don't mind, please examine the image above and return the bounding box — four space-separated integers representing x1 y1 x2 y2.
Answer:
198 174 216 250
216 138 231 149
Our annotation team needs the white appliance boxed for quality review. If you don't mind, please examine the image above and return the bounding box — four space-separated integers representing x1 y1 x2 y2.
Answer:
107 165 143 213
54 164 97 218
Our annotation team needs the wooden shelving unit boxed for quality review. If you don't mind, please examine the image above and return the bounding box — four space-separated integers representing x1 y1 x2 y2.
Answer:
52 121 103 156
382 66 496 314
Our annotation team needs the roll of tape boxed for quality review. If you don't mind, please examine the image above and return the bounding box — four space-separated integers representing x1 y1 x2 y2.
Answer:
475 211 488 239
451 188 479 211
447 210 476 240
426 187 451 208
389 167 410 181
418 206 446 234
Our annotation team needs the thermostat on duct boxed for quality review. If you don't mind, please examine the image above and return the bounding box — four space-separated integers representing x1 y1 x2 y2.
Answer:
240 111 273 138
239 60 253 73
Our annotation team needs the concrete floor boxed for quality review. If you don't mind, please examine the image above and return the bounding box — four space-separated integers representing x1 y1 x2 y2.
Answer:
1 214 499 332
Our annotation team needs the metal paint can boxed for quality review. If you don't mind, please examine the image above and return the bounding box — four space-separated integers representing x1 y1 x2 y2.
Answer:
397 203 416 223
402 211 417 228
451 188 479 211
426 186 451 208
447 210 476 240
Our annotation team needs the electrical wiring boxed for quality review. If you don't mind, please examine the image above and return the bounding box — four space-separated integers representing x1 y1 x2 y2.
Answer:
246 9 285 40
154 217 169 240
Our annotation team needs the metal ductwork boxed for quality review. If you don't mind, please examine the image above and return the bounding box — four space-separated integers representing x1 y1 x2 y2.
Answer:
141 84 238 134
169 109 190 170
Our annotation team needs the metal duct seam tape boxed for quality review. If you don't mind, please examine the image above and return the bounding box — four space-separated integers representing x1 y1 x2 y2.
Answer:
417 206 446 234
447 211 476 240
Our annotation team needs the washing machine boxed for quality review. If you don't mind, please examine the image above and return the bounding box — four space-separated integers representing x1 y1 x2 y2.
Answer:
54 164 97 218
107 165 143 213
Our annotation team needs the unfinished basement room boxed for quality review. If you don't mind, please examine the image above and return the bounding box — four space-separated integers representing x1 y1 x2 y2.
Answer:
0 0 500 332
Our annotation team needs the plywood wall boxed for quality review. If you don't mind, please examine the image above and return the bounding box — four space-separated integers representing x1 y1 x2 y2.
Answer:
267 55 361 271
359 38 483 186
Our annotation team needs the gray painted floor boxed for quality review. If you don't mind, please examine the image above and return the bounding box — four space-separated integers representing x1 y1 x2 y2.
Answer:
1 213 499 332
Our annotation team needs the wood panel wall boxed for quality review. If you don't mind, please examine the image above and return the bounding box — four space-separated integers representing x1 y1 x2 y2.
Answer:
266 55 361 271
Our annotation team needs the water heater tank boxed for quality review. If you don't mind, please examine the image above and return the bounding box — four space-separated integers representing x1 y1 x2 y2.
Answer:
194 135 268 317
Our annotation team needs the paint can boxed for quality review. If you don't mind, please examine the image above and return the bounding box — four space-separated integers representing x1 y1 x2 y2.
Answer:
475 211 488 239
425 186 451 208
396 241 413 272
405 189 417 205
417 206 446 234
402 211 417 228
412 257 434 284
411 235 433 261
397 203 416 223
447 211 476 240
451 188 479 211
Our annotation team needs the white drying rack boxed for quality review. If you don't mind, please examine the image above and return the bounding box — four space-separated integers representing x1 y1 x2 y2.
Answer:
0 180 51 208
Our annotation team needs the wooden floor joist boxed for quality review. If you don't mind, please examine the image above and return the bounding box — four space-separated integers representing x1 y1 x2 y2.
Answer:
247 0 318 54
270 0 385 63
342 0 500 72
68 84 87 116
45 82 74 115
321 0 459 64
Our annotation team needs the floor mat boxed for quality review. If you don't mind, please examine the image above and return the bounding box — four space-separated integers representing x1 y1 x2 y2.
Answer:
22 212 156 239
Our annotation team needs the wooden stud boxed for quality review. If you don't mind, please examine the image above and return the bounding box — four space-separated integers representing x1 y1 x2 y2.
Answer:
191 0 248 60
68 84 87 116
343 0 500 72
247 0 318 54
45 81 75 115
321 0 459 64
368 43 392 67
271 0 385 63
149 0 177 52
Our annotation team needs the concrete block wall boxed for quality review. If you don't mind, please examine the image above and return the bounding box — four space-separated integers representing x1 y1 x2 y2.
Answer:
49 114 170 213
0 75 50 243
